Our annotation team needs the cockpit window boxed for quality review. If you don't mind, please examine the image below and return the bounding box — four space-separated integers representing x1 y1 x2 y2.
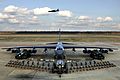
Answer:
57 48 62 50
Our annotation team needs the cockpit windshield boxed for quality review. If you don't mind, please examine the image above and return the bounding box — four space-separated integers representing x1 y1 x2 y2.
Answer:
57 48 62 50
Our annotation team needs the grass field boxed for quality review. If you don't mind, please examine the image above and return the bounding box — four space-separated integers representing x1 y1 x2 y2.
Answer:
0 33 120 42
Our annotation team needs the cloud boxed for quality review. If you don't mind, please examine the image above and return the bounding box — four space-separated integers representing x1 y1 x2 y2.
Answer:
0 12 18 23
33 7 51 15
4 5 18 13
97 17 113 22
4 5 30 15
104 17 113 21
57 16 116 30
4 5 73 18
9 15 16 19
17 8 30 15
78 16 90 20
33 7 72 17
8 18 19 23
58 10 72 17
32 16 38 20
0 13 9 19
27 16 40 24
0 5 119 31
33 7 73 17
96 17 104 22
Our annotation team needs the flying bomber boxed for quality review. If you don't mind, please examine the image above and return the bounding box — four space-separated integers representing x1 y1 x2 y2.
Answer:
48 9 59 12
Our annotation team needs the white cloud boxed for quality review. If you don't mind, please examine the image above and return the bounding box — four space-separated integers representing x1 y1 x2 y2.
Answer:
96 17 104 22
32 16 38 20
4 5 30 15
4 5 18 13
27 16 40 24
0 13 9 19
0 13 17 23
33 7 51 15
8 18 19 23
9 15 16 19
78 16 90 20
97 17 113 22
58 10 72 17
0 5 119 31
104 17 113 21
17 8 30 15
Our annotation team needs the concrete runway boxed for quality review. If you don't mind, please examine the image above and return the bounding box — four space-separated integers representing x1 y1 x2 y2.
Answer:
0 42 120 80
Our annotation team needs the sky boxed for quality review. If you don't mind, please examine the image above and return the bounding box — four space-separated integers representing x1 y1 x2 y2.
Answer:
0 0 120 31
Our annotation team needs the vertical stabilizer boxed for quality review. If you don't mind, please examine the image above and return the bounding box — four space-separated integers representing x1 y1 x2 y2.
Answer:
58 28 61 42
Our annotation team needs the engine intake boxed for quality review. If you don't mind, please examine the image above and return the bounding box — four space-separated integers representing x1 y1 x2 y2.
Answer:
15 49 31 59
12 49 20 53
83 50 92 54
99 50 108 53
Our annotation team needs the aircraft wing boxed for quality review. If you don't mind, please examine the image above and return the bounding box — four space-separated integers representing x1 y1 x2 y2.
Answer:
2 45 56 50
63 45 117 50
2 45 117 50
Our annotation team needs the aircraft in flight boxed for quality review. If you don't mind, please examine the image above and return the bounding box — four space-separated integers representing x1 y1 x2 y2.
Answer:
2 29 117 77
48 9 59 12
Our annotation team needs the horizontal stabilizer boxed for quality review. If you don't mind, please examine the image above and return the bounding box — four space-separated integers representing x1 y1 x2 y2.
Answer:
46 42 75 45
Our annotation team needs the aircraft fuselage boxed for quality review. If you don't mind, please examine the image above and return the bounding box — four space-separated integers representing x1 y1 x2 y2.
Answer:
52 42 68 75
54 42 65 60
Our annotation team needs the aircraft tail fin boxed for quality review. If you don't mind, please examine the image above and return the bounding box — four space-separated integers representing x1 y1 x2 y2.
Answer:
58 28 61 42
57 9 59 11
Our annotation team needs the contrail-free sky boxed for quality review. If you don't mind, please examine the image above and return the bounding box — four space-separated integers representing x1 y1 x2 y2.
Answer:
0 0 120 31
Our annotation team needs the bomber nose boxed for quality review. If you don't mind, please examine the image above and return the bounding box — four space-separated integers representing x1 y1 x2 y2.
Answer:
56 50 64 55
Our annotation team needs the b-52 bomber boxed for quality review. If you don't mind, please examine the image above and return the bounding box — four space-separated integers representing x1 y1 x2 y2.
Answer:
48 9 59 12
2 29 116 60
2 29 117 77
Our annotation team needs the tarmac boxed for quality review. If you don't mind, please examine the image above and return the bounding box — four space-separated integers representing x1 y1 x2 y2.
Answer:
0 42 120 80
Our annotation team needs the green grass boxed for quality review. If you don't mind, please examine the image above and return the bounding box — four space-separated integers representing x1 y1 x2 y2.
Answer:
0 34 120 42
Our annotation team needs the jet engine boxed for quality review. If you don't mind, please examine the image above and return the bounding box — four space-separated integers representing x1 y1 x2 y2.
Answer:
99 49 108 53
15 49 31 59
28 49 37 53
83 50 92 54
12 49 20 53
